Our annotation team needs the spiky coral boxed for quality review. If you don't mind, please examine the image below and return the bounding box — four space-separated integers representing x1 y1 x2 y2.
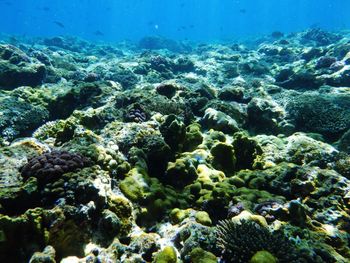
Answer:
216 220 302 263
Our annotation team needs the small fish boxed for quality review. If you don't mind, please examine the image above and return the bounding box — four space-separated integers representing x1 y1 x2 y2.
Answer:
177 25 187 31
53 21 65 28
271 31 284 38
42 6 50 11
94 30 104 36
154 24 159 30
239 9 247 14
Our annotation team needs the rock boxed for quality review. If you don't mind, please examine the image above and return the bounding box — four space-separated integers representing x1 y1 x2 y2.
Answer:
233 132 263 170
247 98 288 135
0 208 47 262
324 67 350 87
210 142 236 175
160 114 186 152
129 232 160 261
315 56 337 69
29 246 56 263
177 222 216 259
288 200 307 226
173 56 195 72
218 86 245 102
98 209 122 240
202 108 240 134
183 123 203 152
301 28 342 46
0 96 49 141
156 83 178 98
105 66 138 89
138 36 190 53
0 44 46 89
275 67 322 89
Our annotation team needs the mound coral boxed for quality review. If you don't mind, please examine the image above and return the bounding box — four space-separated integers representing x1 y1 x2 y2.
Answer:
20 150 91 183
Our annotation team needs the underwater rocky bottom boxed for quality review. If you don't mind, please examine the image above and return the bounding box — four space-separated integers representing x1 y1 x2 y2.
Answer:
0 28 350 263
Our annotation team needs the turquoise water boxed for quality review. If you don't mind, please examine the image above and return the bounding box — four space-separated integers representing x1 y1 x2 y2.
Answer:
1 0 349 42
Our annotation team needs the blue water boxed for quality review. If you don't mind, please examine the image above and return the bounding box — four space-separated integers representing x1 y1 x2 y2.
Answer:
1 0 349 42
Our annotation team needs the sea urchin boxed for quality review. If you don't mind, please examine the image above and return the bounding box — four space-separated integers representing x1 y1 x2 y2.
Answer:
216 219 302 263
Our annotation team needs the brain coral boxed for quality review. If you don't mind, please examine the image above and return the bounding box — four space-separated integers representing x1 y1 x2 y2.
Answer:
20 150 91 183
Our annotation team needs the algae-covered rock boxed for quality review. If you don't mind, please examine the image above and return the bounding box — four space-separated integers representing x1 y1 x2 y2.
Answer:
0 44 46 89
129 232 161 261
0 96 49 141
156 82 178 99
250 250 277 263
0 208 47 262
202 108 240 134
165 157 198 188
160 114 186 152
184 123 203 152
119 168 146 202
233 132 263 170
195 211 212 226
210 142 236 175
170 208 191 224
247 97 287 135
218 86 245 102
153 246 177 263
337 129 350 153
189 247 217 263
177 221 216 259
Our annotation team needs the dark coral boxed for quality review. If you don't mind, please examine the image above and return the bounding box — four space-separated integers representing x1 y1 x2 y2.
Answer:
0 97 49 141
124 104 148 123
0 44 47 89
287 94 350 140
138 36 190 53
106 66 139 89
20 150 91 184
216 220 302 263
156 83 177 99
301 28 342 46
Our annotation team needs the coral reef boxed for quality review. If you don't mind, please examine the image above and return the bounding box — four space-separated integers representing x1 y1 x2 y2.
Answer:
1 28 350 262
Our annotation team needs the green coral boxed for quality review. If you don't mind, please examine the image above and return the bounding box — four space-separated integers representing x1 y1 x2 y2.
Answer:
119 168 146 202
165 157 198 188
184 123 203 152
153 246 177 263
195 211 212 226
189 247 217 263
250 250 277 263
